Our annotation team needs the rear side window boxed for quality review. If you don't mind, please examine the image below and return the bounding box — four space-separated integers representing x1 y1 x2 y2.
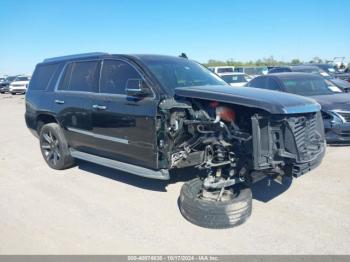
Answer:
100 60 141 95
29 63 60 90
247 77 266 88
266 78 281 91
58 61 100 92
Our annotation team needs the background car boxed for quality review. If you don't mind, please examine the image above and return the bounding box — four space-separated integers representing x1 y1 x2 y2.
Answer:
247 72 350 143
312 63 350 83
234 66 268 78
208 66 235 74
268 65 350 92
9 75 30 95
0 75 17 93
218 72 252 87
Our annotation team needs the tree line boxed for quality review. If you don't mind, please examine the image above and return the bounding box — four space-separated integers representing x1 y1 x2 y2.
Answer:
203 56 335 67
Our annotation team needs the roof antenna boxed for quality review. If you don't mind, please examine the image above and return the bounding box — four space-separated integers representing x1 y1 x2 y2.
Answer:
179 53 188 59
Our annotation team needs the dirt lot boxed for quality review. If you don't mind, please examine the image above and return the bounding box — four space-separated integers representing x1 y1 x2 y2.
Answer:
0 94 350 254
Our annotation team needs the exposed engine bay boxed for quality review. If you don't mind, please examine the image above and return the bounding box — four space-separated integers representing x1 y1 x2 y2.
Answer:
157 98 326 200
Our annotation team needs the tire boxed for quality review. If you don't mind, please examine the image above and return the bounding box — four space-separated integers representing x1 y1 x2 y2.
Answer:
39 123 75 170
179 178 252 229
11 92 15 95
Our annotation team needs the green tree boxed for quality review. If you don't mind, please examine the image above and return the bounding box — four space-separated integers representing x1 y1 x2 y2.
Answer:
291 59 301 65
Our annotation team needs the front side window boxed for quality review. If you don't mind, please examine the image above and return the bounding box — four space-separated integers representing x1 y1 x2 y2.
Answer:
247 77 266 88
266 78 281 91
100 60 141 95
58 61 100 92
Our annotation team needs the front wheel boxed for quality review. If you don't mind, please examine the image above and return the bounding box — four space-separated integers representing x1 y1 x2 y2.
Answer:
39 123 75 170
179 178 252 229
11 92 16 95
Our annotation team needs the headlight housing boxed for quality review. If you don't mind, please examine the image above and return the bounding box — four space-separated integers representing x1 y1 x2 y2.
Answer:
322 110 344 125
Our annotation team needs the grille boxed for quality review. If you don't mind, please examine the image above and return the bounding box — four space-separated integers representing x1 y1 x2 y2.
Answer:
12 84 26 87
337 111 350 123
289 113 321 162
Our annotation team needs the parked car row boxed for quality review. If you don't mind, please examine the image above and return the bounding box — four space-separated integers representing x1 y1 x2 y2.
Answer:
268 65 350 92
211 63 350 144
0 75 31 94
246 73 350 143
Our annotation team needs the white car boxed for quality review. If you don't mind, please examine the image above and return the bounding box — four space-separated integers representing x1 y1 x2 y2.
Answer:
9 76 31 95
218 72 252 87
208 66 235 74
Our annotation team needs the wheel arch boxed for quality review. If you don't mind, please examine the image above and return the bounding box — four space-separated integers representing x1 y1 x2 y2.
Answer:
36 113 58 135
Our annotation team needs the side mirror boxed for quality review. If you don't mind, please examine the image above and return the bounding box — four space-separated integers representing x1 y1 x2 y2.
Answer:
125 79 147 97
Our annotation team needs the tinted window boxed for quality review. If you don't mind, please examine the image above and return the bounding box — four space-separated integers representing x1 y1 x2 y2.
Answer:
269 67 290 73
266 78 281 91
6 76 17 81
143 58 226 90
100 60 141 95
247 77 266 88
58 61 100 92
15 76 30 81
282 77 338 96
58 63 73 91
29 63 59 90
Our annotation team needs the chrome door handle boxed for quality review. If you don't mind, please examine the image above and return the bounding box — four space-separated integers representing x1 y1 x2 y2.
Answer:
54 99 65 104
92 104 107 110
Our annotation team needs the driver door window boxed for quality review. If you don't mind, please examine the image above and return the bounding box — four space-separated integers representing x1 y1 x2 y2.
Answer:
100 60 142 95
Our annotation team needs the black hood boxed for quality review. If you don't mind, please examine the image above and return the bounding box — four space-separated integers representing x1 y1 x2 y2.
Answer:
175 85 320 114
311 93 350 111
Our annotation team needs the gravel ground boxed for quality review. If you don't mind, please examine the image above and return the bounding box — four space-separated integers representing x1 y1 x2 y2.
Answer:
0 94 350 254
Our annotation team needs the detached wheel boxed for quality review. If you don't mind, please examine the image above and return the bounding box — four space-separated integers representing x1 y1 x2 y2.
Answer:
179 178 252 229
39 123 75 170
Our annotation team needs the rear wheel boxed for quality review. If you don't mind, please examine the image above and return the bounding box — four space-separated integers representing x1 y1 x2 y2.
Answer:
39 123 75 170
179 178 252 229
11 92 16 95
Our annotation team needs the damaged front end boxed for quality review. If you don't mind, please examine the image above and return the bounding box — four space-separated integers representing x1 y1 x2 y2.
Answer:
156 94 325 199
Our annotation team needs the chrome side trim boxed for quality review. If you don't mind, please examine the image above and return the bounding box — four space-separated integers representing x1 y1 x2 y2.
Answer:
67 127 128 144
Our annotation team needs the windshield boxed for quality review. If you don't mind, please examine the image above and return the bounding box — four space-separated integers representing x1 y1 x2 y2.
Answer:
143 58 227 90
6 76 17 81
15 76 29 81
282 77 341 96
221 74 248 83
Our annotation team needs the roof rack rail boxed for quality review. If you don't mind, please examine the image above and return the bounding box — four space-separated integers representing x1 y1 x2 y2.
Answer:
43 52 108 63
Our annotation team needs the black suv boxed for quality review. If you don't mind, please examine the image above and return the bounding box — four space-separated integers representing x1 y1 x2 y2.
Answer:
25 53 326 228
